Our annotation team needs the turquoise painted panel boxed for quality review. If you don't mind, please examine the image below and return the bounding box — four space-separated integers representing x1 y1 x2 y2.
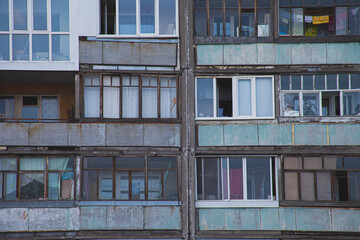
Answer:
327 43 348 64
258 124 292 145
260 208 280 230
197 45 224 65
346 42 360 63
258 44 276 65
144 206 181 230
329 124 360 145
226 208 260 230
198 209 227 230
295 208 331 231
80 207 107 230
294 124 327 145
223 124 258 146
279 207 296 231
224 44 257 65
277 44 292 64
292 43 327 65
198 125 224 146
332 208 360 232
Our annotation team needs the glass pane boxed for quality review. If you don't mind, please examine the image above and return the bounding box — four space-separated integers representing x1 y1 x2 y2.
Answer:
0 173 2 199
160 85 177 118
241 11 255 37
339 74 349 89
84 157 113 169
282 93 300 117
217 78 232 117
256 77 273 117
84 87 100 117
279 0 290 7
132 172 145 200
344 157 360 169
327 74 337 89
210 9 223 36
116 172 129 199
336 7 348 35
336 0 347 4
6 173 16 200
281 75 290 90
148 157 177 169
284 157 302 169
209 0 221 7
203 158 222 200
292 8 304 36
317 172 331 200
304 0 318 6
82 170 97 200
349 7 360 35
196 158 203 200
304 157 322 169
284 172 298 200
22 106 38 120
303 93 319 116
20 173 45 199
116 157 145 169
32 34 49 61
48 172 60 200
14 0 27 30
163 170 177 200
258 0 270 7
300 172 315 201
343 92 360 115
0 35 9 60
195 9 207 36
13 34 29 61
335 171 348 201
142 87 158 118
221 158 228 200
52 34 70 61
351 74 360 89
159 0 176 35
238 79 252 116
51 0 69 32
292 0 303 6
320 0 334 5
315 74 325 90
99 171 113 199
303 75 313 90
229 158 243 199
195 0 206 8
350 172 360 200
0 157 17 170
49 157 73 170
0 0 9 31
324 157 340 169
33 0 47 30
305 8 335 37
0 96 14 118
20 157 45 170
258 9 271 37
242 0 254 8
197 78 213 117
122 86 139 118
148 170 162 199
246 158 270 200
61 172 74 199
225 9 239 37
140 0 155 34
119 0 136 35
103 87 120 118
41 96 58 119
292 75 301 90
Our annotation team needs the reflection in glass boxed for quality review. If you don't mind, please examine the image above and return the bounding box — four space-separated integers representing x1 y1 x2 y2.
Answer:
51 0 69 32
159 0 176 35
140 0 155 33
33 0 47 30
282 93 300 116
343 92 360 115
0 35 9 60
119 0 136 34
238 79 251 116
32 34 49 61
256 77 273 117
0 0 9 31
197 78 213 117
303 93 319 116
258 9 270 36
246 158 270 200
292 8 303 36
349 7 360 35
14 0 27 30
52 34 69 61
279 8 290 35
336 7 348 35
241 11 255 37
13 34 29 61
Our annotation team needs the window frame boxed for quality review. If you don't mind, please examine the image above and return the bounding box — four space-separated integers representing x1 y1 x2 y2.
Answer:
195 75 275 120
195 156 279 208
98 0 179 37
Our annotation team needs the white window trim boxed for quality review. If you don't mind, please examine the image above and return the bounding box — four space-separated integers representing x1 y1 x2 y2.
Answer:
195 75 275 120
97 0 179 38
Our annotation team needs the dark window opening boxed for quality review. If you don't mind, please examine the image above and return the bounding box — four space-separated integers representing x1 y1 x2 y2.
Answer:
216 78 232 117
101 0 116 34
322 92 340 116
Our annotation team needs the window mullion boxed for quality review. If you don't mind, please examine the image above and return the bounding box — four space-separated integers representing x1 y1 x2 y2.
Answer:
202 158 205 200
251 78 256 118
319 92 322 116
213 78 216 117
116 0 119 35
269 157 273 201
155 0 159 35
233 78 238 117
136 0 140 35
227 157 230 201
340 90 344 116
243 157 247 200
299 92 303 116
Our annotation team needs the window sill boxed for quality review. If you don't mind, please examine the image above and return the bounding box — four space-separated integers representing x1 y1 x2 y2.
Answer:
196 117 275 121
280 200 360 208
196 200 279 208
278 116 360 123
79 200 181 206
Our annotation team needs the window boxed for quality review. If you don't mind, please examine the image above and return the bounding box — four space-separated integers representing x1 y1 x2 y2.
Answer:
82 156 178 200
284 156 360 202
100 0 178 36
196 157 278 206
196 76 274 119
83 74 178 119
0 156 75 200
279 0 360 36
0 0 70 61
280 74 360 116
194 0 271 37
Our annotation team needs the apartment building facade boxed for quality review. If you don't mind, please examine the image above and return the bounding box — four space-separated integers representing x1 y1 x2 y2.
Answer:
0 0 360 240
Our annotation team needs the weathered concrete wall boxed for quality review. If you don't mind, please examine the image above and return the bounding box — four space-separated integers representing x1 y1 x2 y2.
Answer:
198 207 360 232
0 123 180 147
80 41 177 66
196 42 360 65
197 123 360 146
0 206 180 232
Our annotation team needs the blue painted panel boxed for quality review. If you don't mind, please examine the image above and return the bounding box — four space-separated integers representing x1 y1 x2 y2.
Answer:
224 124 258 146
197 45 224 65
260 208 280 230
332 208 360 232
295 208 331 231
279 207 296 231
226 208 260 230
277 44 292 64
329 124 360 145
258 44 276 65
258 124 292 146
198 125 224 146
294 124 327 145
80 207 107 230
224 44 257 65
198 209 227 230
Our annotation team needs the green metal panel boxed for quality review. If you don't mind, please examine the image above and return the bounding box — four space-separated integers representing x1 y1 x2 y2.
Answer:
224 44 257 65
197 45 224 65
224 124 258 146
198 208 227 230
260 208 280 230
295 208 331 231
332 208 360 232
294 124 327 145
276 44 292 64
258 44 276 65
258 124 292 145
279 207 296 231
198 125 224 146
80 207 107 230
329 124 360 145
292 43 327 65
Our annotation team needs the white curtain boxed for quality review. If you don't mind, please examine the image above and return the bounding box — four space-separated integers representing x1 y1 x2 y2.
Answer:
238 79 252 116
256 77 273 117
84 87 100 117
103 87 120 118
160 88 176 118
122 86 139 118
142 88 158 118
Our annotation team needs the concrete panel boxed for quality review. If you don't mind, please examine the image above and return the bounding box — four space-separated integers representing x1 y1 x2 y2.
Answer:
279 207 296 231
144 206 181 230
224 44 257 65
294 124 327 145
292 44 327 65
29 208 79 231
198 208 227 230
68 123 82 146
295 208 331 231
79 41 102 64
0 208 28 232
79 124 106 146
0 123 29 145
198 125 224 146
197 45 224 65
140 43 177 66
327 43 348 64
80 206 107 230
224 124 258 146
226 208 260 230
106 123 144 146
258 44 276 65
277 44 292 64
144 124 180 147
260 208 280 230
332 208 360 232
107 206 144 229
103 42 140 65
329 124 360 145
258 124 292 146
29 123 68 146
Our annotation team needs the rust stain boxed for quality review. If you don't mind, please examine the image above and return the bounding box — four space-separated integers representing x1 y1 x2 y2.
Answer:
21 211 28 220
29 123 45 135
